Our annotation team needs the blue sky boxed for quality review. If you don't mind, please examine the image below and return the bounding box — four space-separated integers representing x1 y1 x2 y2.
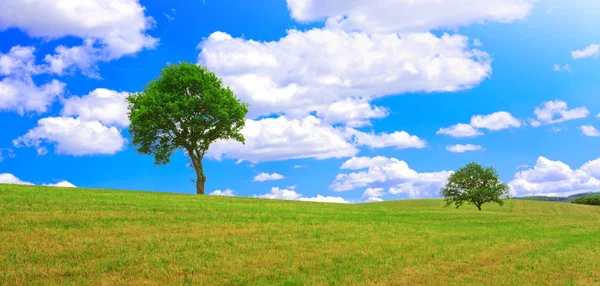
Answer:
1 0 600 202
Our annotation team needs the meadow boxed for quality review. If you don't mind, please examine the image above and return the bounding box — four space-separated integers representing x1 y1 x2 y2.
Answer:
1 184 599 285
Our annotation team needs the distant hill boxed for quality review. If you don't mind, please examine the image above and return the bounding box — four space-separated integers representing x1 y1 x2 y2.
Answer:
515 192 600 202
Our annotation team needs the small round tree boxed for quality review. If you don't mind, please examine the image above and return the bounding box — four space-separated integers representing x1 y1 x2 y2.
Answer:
127 62 248 194
440 162 510 211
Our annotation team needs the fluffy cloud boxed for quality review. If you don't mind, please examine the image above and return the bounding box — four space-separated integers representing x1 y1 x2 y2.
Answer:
43 180 77 188
253 172 285 182
437 111 521 138
208 116 358 163
581 125 600 137
446 144 485 153
199 30 491 121
344 128 427 150
0 173 34 185
0 46 65 114
533 100 589 125
256 187 350 203
330 156 452 198
362 187 384 198
61 88 130 127
437 123 483 138
0 0 157 74
571 44 600 60
509 157 600 197
13 117 127 156
209 189 235 196
470 112 521 131
286 0 536 34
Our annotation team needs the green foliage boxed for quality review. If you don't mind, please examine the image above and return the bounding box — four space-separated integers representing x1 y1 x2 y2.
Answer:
572 196 600 206
440 162 510 210
127 62 248 194
515 192 600 203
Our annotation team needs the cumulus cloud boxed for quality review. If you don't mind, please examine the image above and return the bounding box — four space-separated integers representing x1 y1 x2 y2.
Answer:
437 123 483 138
199 30 491 122
437 111 521 138
0 173 34 185
256 187 350 203
533 100 589 125
344 128 427 150
362 187 384 198
571 44 600 60
13 117 127 156
43 180 77 188
208 116 358 163
331 156 452 198
61 88 130 127
470 112 522 131
446 144 484 153
0 46 65 114
253 172 285 182
0 0 158 74
209 189 235 196
286 0 536 34
581 125 600 137
509 157 600 197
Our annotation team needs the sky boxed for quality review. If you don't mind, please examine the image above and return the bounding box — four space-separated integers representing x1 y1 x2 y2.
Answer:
1 0 600 203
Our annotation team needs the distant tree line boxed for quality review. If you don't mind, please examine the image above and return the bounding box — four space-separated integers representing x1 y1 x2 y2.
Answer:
572 196 600 206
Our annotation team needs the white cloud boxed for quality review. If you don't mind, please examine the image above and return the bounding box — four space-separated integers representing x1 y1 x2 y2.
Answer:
581 125 600 137
209 189 235 196
0 46 65 114
317 98 388 127
571 44 600 60
61 88 130 127
553 64 572 73
208 116 358 163
446 144 484 153
533 100 589 125
286 0 536 34
253 172 285 182
331 156 452 198
516 164 530 170
13 117 127 156
199 30 491 121
437 123 483 138
470 111 521 131
0 173 34 185
364 197 384 202
0 0 158 74
300 195 350 203
43 180 77 188
256 187 350 203
438 111 520 138
362 187 384 198
509 157 600 197
344 128 426 150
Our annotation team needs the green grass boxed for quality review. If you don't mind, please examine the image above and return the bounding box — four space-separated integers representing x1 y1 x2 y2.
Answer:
1 185 600 285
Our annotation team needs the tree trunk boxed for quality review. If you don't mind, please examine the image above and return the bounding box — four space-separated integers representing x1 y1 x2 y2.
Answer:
190 151 206 195
477 205 482 211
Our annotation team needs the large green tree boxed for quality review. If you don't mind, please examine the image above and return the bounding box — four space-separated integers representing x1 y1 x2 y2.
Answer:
440 162 510 211
127 62 248 194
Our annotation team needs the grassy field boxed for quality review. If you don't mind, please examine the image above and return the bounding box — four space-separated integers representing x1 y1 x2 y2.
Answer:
1 185 599 285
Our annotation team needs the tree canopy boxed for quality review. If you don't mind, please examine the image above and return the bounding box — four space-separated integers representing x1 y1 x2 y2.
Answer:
440 162 510 211
127 62 248 194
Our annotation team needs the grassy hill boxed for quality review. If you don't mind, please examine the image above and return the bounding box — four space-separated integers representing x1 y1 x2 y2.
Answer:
1 185 599 285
